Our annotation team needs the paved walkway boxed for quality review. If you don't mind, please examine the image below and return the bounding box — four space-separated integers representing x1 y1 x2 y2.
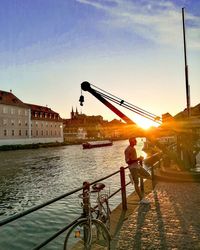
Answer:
114 181 200 250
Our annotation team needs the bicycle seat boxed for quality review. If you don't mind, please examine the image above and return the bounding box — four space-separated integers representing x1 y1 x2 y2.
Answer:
92 183 105 192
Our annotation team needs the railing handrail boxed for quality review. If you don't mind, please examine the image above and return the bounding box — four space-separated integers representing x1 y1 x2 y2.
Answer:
0 169 121 227
0 152 162 249
0 152 161 227
0 186 83 227
32 215 83 250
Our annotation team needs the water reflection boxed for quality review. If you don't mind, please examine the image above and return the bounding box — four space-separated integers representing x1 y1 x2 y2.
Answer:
0 139 145 249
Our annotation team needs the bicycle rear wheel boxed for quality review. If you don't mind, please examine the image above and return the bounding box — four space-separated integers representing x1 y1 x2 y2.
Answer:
64 218 111 250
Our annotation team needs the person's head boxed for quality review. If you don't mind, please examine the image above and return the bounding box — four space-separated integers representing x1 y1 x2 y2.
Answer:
129 137 137 146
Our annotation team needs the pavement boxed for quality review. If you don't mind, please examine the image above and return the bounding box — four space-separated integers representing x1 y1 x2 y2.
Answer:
110 166 200 250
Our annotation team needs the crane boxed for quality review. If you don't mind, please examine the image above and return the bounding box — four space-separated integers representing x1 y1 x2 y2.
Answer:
79 81 162 127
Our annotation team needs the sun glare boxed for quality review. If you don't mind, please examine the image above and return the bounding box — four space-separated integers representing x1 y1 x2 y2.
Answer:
134 116 160 129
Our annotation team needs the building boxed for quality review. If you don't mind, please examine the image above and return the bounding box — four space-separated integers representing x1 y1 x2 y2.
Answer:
0 90 63 146
63 108 103 141
63 107 127 142
0 90 31 143
26 104 63 144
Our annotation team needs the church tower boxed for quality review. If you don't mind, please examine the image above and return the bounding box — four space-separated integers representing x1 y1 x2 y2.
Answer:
71 107 74 119
76 107 78 115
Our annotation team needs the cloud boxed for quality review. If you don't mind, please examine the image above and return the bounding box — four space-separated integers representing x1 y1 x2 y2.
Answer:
76 0 200 50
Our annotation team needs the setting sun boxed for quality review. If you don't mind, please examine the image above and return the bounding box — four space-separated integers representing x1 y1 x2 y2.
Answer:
134 116 160 129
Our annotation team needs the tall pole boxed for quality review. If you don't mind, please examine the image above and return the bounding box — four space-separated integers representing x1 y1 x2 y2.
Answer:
182 7 190 117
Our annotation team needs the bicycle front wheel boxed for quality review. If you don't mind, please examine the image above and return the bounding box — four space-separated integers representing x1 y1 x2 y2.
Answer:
63 218 111 250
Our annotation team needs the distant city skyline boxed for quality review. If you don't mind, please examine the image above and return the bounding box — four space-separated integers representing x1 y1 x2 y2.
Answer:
0 0 199 128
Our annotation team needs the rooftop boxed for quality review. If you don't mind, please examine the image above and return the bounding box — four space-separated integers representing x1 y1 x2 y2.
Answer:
0 90 29 109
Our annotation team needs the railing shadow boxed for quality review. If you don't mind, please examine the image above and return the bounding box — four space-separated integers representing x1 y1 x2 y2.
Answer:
133 203 151 249
152 189 168 249
158 182 200 249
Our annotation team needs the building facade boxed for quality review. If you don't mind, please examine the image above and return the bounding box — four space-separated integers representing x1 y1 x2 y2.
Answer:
0 90 63 146
63 107 127 142
27 104 63 144
64 108 103 142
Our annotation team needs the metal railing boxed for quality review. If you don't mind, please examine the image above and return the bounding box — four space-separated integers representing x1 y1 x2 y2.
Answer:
0 152 162 249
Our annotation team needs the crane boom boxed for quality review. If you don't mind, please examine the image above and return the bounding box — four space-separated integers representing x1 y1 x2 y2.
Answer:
80 81 161 126
80 81 136 125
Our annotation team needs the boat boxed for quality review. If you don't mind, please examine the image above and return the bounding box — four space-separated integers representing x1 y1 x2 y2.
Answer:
82 140 113 149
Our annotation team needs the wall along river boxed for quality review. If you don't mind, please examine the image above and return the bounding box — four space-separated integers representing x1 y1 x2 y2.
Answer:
0 139 146 250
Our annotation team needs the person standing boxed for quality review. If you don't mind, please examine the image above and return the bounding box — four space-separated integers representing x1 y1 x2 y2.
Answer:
124 137 151 204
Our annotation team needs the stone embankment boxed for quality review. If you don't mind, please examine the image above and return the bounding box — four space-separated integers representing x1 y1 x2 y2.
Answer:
110 166 200 249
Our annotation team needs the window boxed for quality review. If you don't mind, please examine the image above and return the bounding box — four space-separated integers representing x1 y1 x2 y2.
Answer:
36 122 38 127
40 113 43 118
3 119 7 125
12 130 14 136
19 120 21 126
3 107 7 114
31 130 32 136
11 108 15 114
25 121 28 126
26 130 28 136
36 130 38 136
46 131 48 136
18 109 21 115
41 130 43 136
19 130 21 136
11 120 15 125
4 130 7 136
46 122 48 127
25 110 28 116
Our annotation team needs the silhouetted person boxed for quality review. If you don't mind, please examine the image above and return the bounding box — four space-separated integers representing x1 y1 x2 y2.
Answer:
125 137 151 204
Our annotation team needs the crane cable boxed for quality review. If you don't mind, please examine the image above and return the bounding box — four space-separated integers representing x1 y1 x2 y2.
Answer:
90 83 162 124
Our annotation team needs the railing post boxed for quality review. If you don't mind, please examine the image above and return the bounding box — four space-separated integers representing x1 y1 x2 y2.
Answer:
120 167 127 210
151 165 155 189
140 177 144 195
82 181 90 216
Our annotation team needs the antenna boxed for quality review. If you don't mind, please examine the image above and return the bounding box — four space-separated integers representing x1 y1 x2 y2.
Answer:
182 7 190 117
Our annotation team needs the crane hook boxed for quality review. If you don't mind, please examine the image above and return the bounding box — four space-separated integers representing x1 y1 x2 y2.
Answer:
79 95 84 106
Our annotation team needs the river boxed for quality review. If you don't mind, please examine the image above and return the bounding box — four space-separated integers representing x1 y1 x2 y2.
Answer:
0 139 146 250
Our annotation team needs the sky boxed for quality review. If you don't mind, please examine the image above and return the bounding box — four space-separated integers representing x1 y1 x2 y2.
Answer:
0 0 199 128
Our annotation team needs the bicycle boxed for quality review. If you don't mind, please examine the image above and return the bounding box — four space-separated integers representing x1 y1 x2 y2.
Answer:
63 182 111 250
91 183 111 229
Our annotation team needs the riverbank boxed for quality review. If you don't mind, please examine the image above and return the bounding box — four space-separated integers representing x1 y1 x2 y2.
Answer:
0 138 127 151
0 141 69 151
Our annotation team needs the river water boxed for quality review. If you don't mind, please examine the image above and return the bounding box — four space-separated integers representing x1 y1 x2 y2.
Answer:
0 139 145 250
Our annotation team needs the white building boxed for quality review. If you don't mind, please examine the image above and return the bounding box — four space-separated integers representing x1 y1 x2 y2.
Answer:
0 90 63 146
